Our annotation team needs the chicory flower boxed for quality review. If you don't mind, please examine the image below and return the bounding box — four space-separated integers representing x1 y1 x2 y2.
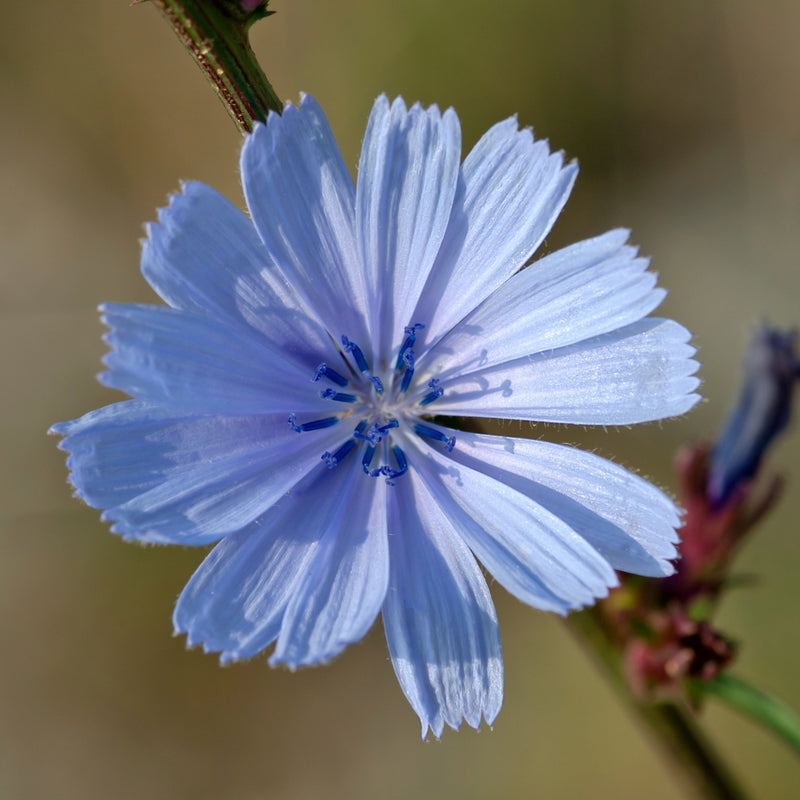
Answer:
52 94 700 737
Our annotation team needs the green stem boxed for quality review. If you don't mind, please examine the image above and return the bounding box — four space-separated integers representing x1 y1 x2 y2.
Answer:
567 609 750 800
149 0 282 133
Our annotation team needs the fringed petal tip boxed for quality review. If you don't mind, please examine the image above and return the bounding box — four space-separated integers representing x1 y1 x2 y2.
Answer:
267 648 339 671
358 93 458 125
549 580 620 619
174 621 350 671
245 92 330 138
658 558 678 578
420 707 500 741
173 627 236 664
47 421 69 440
498 110 579 166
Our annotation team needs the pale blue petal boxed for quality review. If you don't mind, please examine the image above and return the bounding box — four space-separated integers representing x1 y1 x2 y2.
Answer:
142 181 333 366
356 96 461 358
51 401 190 509
443 428 680 576
406 435 618 614
174 508 323 661
428 229 665 374
382 470 502 738
52 401 350 545
99 303 331 416
414 116 578 352
433 318 701 424
241 95 368 344
173 458 379 662
270 463 389 667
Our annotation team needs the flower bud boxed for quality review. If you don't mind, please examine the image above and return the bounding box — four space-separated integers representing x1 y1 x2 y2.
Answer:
708 327 799 507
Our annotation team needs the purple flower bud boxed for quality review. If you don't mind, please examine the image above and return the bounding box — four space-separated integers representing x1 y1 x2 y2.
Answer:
708 327 799 507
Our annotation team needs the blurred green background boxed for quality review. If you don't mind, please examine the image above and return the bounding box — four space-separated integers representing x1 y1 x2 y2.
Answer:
1 1 799 798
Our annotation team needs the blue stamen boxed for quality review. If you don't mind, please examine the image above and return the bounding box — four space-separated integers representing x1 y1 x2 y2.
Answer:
319 388 358 403
414 423 456 452
419 378 444 406
342 336 369 373
365 422 383 443
353 419 369 437
342 335 384 395
362 443 376 474
321 438 357 468
394 322 425 370
395 324 425 370
354 419 399 445
353 419 377 444
390 444 408 476
313 363 348 387
367 444 409 485
379 419 399 434
288 414 339 433
400 366 414 393
354 422 377 443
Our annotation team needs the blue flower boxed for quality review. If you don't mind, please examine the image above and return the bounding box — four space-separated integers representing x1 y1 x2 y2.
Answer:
51 94 700 738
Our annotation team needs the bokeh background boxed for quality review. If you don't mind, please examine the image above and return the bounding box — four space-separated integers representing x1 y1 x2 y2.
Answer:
1 1 799 798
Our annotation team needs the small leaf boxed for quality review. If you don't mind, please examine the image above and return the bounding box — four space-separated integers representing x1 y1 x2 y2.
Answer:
693 673 800 757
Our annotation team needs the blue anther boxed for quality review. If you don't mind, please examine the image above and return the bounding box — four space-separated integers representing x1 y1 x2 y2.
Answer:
400 366 414 394
354 418 398 446
381 419 402 443
414 423 456 452
342 336 369 373
367 422 384 443
313 363 348 387
342 335 384 395
367 445 409 485
321 438 357 469
354 422 377 443
395 323 425 370
319 388 358 403
352 419 370 439
419 378 444 406
288 414 340 433
362 443 376 474
390 444 408 476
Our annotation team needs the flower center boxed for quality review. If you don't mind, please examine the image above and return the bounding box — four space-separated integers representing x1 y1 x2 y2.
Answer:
288 323 455 484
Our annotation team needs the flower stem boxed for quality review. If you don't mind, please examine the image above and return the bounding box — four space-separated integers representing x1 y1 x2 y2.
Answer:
149 0 282 133
567 608 750 800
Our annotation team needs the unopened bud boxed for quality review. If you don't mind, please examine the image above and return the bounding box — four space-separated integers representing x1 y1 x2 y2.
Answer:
708 327 799 507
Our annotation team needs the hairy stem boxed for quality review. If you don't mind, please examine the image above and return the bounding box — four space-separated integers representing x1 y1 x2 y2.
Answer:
149 0 282 133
